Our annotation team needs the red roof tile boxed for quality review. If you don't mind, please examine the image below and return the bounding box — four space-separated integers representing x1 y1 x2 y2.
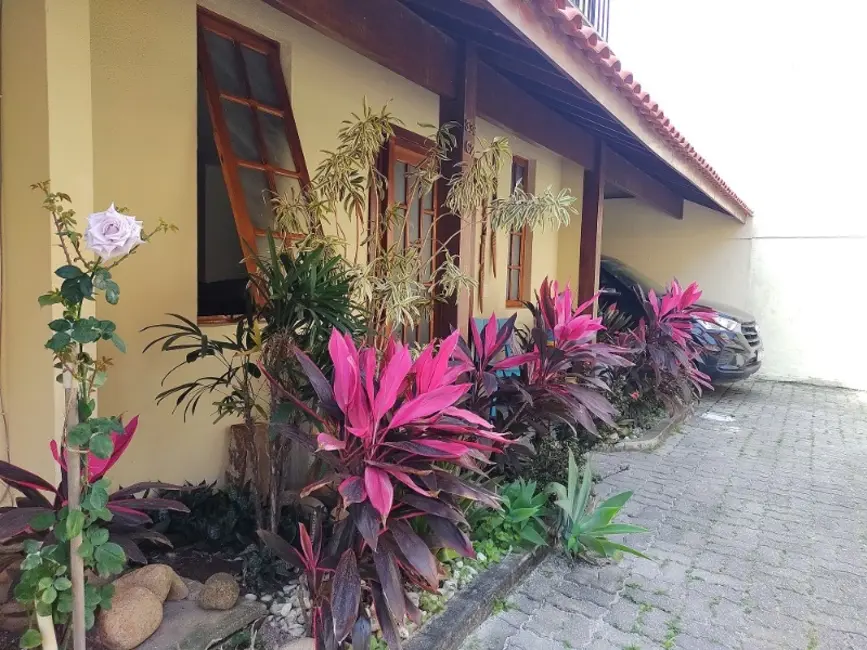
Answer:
538 1 752 217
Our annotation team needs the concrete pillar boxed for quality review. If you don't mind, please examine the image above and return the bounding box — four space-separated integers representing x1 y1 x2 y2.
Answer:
1 0 95 485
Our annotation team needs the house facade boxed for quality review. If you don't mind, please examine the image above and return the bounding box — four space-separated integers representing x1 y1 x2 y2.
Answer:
0 0 750 492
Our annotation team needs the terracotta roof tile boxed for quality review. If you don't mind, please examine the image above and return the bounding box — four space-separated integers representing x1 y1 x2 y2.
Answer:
549 2 751 216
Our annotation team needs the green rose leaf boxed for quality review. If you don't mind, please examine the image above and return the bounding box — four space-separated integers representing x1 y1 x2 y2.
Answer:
78 538 94 561
29 511 56 532
55 265 83 279
60 278 83 303
92 268 111 289
78 275 94 300
65 509 85 539
95 508 113 522
84 608 96 631
48 318 71 332
100 584 116 610
19 628 42 649
93 371 108 388
110 333 126 354
57 592 74 613
41 586 58 604
38 577 53 590
89 434 114 460
94 542 126 576
87 488 109 512
71 322 101 344
45 332 72 353
88 527 110 546
35 601 53 617
104 280 120 305
38 292 62 307
54 577 72 591
67 423 92 447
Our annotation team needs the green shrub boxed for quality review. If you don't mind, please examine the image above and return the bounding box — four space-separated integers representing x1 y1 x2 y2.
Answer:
468 479 548 549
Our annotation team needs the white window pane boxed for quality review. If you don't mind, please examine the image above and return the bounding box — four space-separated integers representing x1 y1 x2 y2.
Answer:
258 110 295 170
204 31 245 96
221 100 260 161
242 46 279 106
238 167 274 230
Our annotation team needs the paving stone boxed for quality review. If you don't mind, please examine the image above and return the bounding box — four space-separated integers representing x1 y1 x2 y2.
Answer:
459 380 867 650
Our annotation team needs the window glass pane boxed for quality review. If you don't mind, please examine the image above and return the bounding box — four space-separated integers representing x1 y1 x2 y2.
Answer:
419 317 431 345
274 174 302 201
238 166 274 230
203 31 246 96
404 324 416 346
510 233 522 266
258 110 295 170
408 200 420 244
242 46 279 106
423 189 433 211
421 210 432 240
512 161 527 193
221 100 261 161
421 239 433 283
508 269 520 301
393 162 407 205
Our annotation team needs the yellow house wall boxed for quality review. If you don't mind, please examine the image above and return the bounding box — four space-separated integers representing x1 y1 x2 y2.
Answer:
1 0 585 489
90 0 440 487
472 119 584 328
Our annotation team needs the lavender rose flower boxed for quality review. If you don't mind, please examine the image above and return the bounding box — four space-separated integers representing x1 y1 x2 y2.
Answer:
84 204 144 260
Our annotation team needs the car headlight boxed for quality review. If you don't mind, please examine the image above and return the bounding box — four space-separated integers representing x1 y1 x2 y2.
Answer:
702 316 741 333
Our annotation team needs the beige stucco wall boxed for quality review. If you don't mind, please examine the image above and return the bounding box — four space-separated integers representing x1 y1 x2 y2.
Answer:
472 119 584 327
601 199 753 311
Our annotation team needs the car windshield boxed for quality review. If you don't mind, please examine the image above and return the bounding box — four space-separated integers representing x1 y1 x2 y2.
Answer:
602 258 667 295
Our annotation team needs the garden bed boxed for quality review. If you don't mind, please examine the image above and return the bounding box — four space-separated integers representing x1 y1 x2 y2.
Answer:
603 406 690 452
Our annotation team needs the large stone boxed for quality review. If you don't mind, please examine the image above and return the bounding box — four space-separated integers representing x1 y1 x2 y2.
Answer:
137 579 266 650
199 573 239 611
98 585 163 650
113 564 177 602
168 571 190 601
0 601 28 632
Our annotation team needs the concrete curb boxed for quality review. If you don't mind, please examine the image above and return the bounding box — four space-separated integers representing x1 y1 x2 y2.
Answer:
405 547 551 650
603 407 691 452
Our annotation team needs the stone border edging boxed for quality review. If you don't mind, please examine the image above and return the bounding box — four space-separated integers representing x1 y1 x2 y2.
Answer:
603 407 690 452
405 547 551 650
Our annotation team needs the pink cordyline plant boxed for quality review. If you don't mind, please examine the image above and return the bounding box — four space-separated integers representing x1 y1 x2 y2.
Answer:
618 280 718 410
261 329 510 649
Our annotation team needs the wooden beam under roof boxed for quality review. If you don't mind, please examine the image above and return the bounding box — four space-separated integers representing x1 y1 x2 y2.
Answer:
606 148 684 219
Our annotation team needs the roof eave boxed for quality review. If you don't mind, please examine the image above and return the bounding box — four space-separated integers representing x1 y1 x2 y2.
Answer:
482 0 752 222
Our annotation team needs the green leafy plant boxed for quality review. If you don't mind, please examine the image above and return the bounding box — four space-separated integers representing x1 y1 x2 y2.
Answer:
548 451 647 559
469 479 548 549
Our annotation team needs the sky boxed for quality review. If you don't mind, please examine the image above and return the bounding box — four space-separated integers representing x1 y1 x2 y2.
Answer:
606 0 867 234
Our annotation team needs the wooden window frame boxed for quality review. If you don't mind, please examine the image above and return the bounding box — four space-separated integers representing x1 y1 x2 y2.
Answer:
506 155 534 307
377 125 438 343
197 8 310 320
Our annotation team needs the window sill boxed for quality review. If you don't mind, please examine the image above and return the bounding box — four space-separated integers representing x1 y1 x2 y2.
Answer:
506 300 528 309
197 314 245 327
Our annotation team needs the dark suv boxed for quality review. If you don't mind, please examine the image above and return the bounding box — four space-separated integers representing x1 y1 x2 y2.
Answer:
599 257 763 383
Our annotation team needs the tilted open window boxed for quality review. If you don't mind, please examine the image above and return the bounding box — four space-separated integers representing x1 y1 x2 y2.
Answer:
196 9 309 319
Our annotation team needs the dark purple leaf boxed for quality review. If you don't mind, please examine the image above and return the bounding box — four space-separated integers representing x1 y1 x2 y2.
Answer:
257 529 304 570
112 482 187 499
295 348 338 411
106 505 152 526
12 486 53 509
426 515 475 558
315 602 338 650
0 461 57 495
128 529 173 547
433 472 501 509
384 441 463 459
109 498 190 513
111 534 147 564
404 591 422 625
372 546 405 622
332 549 361 643
351 616 372 650
400 494 467 526
0 507 52 541
371 582 402 650
349 502 380 551
389 520 438 589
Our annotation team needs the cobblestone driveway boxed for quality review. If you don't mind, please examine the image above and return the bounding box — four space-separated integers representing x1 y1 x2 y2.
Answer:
461 380 867 650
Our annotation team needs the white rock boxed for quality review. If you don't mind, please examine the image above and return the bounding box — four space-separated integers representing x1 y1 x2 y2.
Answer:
477 552 487 563
244 593 257 601
260 594 273 603
288 624 306 637
455 560 464 569
399 627 410 640
407 592 420 607
271 602 284 615
281 603 293 618
282 585 294 594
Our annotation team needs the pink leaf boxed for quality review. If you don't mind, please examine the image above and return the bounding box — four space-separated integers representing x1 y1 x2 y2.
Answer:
364 466 394 523
317 433 346 451
442 407 494 429
383 468 434 497
492 353 536 370
375 343 412 421
387 383 471 430
483 314 498 359
328 329 358 414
